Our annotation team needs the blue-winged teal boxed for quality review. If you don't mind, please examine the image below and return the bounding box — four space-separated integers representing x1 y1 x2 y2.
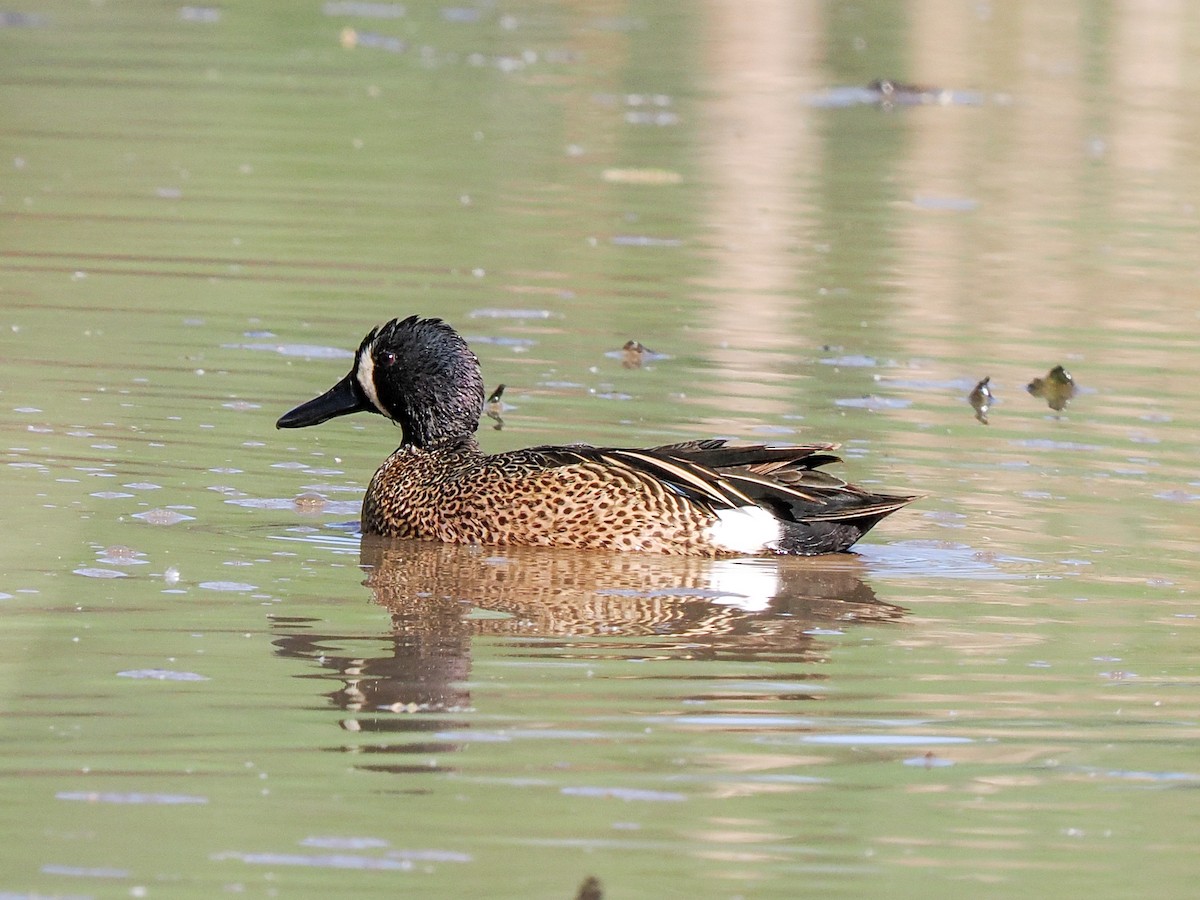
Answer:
276 316 917 555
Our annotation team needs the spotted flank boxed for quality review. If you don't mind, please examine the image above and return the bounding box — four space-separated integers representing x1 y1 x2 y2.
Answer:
277 316 918 555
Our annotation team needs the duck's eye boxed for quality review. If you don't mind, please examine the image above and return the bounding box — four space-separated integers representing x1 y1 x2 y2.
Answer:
379 350 398 368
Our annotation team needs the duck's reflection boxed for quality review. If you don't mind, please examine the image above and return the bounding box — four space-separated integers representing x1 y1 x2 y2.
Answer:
269 540 903 769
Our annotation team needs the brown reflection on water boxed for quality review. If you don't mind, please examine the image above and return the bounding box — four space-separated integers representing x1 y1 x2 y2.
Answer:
361 538 900 659
270 540 903 772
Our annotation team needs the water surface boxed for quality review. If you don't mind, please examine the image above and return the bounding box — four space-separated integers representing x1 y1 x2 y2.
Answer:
2 2 1198 898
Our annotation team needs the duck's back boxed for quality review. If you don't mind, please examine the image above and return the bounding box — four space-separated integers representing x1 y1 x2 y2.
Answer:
360 439 915 556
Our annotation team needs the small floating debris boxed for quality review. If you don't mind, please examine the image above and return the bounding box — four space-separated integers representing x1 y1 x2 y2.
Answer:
621 340 651 369
576 876 604 900
97 545 149 566
903 751 955 768
484 384 507 430
1027 365 1077 412
292 491 329 513
868 78 946 105
225 496 362 515
602 340 669 368
806 79 985 109
621 340 648 368
968 375 994 424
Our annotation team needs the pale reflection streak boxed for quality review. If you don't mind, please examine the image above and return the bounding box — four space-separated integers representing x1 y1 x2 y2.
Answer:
895 0 1194 338
692 0 821 416
1111 0 1187 173
894 1 1086 345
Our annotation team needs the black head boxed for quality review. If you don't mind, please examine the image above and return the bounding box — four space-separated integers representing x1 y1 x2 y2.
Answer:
276 316 485 448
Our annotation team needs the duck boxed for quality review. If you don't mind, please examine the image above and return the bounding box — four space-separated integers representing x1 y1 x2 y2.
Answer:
276 316 917 555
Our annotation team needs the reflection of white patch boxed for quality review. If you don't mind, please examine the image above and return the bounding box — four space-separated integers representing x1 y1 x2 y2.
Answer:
705 558 780 612
705 506 781 555
355 343 387 415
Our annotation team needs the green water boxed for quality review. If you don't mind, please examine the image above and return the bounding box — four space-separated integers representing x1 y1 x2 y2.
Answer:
2 2 1199 898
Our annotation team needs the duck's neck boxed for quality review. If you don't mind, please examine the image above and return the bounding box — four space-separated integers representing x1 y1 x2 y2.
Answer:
397 393 483 451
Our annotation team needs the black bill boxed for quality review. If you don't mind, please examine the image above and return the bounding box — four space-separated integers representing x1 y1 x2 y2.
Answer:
276 372 370 428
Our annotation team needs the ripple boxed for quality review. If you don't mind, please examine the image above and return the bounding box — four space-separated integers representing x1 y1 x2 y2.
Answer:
1011 439 1103 452
609 235 683 247
212 851 414 871
226 497 361 515
819 354 879 367
1155 490 1199 503
561 786 687 802
322 2 407 18
468 308 553 319
41 863 130 878
231 342 353 359
133 509 195 525
56 790 208 804
301 836 390 850
802 734 972 746
117 669 209 681
903 754 957 767
466 335 537 348
912 194 980 212
73 567 128 579
858 541 1014 580
834 396 912 410
198 581 256 592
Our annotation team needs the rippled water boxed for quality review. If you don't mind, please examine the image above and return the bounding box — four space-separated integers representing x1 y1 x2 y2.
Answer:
2 2 1199 898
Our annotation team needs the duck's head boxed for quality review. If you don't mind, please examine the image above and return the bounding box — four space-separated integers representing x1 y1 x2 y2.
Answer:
276 316 485 448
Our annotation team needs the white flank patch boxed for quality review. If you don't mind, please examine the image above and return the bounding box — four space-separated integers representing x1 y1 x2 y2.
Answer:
705 559 780 612
704 505 782 555
355 343 388 415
